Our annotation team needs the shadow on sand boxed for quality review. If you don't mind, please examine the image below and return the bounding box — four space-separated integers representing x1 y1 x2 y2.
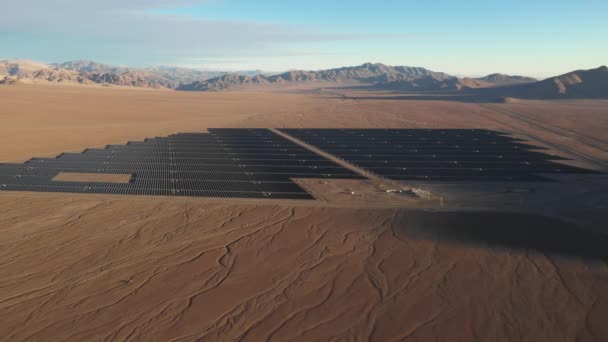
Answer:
314 87 508 103
397 210 608 261
315 84 608 103
339 94 483 103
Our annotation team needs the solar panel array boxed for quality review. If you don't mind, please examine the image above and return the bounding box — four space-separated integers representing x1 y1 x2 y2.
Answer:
280 128 599 182
0 128 363 199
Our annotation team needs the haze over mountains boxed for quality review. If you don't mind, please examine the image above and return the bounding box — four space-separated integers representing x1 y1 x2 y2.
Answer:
175 63 608 99
1 59 606 99
176 63 537 92
0 60 260 89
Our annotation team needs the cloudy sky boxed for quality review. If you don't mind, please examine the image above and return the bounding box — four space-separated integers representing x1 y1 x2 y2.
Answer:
1 0 606 77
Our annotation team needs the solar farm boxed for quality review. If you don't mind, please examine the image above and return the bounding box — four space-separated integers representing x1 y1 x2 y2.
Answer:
281 128 599 182
0 128 362 199
0 128 600 200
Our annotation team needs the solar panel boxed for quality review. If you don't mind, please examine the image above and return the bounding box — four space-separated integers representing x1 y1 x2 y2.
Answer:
0 129 363 199
280 128 600 182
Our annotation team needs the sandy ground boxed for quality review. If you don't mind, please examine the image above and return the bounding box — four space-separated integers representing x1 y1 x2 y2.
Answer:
1 84 608 341
3 85 607 164
52 172 133 183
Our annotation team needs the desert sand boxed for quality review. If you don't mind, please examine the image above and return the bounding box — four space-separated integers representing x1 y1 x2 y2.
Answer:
1 84 607 341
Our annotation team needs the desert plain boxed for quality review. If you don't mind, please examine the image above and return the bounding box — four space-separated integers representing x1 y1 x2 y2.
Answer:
1 84 608 341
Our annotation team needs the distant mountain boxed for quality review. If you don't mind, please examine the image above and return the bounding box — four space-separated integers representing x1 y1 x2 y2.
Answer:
454 74 537 89
178 74 269 91
1 59 267 89
142 66 227 86
3 59 605 99
85 71 177 89
266 63 452 84
176 63 542 92
1 59 536 91
52 60 127 74
1 60 233 88
383 72 538 91
472 66 608 100
378 76 465 91
235 69 267 77
56 60 225 87
1 60 92 85
29 68 91 84
177 63 454 91
379 66 608 100
518 66 608 98
0 59 50 76
475 73 537 85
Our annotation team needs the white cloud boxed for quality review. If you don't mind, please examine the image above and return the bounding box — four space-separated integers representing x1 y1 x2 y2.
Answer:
3 0 207 12
0 0 394 67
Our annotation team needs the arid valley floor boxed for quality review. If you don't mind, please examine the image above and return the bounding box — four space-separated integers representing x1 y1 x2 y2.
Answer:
1 84 608 341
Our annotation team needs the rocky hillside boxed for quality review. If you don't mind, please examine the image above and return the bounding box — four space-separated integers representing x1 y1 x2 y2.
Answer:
52 60 127 74
178 74 269 91
143 66 226 85
0 60 50 76
85 71 177 88
0 60 236 88
476 73 537 85
1 60 167 88
177 63 541 92
522 66 608 98
3 59 604 99
177 63 455 91
0 59 537 92
0 61 92 85
472 66 608 100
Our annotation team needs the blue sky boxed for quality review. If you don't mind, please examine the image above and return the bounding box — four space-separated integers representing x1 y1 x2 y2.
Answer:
1 0 606 77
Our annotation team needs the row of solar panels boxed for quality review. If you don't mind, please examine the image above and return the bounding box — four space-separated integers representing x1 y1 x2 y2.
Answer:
0 168 360 181
0 184 313 200
0 129 366 199
18 159 580 168
280 128 599 182
59 147 555 155
0 177 306 192
1 128 601 199
11 161 590 174
11 164 356 175
25 159 340 168
64 151 561 160
280 129 494 140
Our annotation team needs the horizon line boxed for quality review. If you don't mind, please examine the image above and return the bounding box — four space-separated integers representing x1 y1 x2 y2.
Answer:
2 57 605 80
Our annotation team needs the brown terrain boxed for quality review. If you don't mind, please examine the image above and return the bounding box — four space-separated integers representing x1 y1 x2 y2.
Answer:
0 60 536 93
471 66 608 100
175 63 537 93
4 59 607 101
1 83 608 341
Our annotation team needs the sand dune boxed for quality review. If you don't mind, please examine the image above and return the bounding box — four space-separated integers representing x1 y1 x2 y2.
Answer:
1 84 607 340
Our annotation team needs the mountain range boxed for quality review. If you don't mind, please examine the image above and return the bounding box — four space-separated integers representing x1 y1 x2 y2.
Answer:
480 65 608 99
176 63 537 92
1 59 606 99
0 60 261 88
